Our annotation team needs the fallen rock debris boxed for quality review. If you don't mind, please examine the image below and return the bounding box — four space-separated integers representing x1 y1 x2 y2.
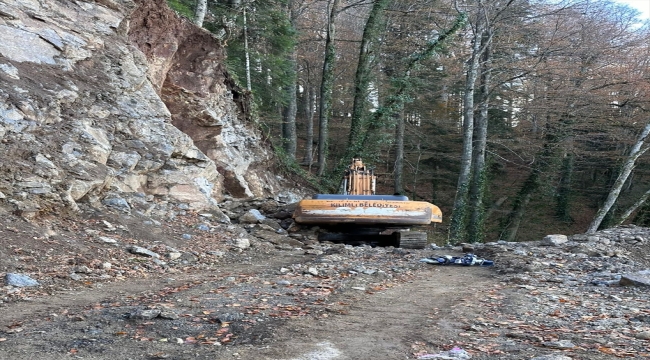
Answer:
420 253 494 266
2 198 650 359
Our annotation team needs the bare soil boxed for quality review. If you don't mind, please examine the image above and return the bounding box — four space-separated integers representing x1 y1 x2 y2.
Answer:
0 206 647 360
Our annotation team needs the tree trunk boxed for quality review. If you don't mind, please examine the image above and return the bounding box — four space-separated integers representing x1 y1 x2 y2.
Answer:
587 122 650 233
503 192 532 242
411 140 422 200
302 84 316 167
448 16 485 244
467 30 492 243
282 2 298 159
617 187 650 226
281 58 297 158
556 151 574 223
355 12 467 156
501 150 545 242
501 115 574 241
243 7 252 91
394 111 405 194
485 196 508 221
317 0 341 176
347 0 390 159
193 0 207 27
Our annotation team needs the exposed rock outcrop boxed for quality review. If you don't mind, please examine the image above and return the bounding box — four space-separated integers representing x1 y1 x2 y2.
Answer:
127 0 283 199
0 0 300 218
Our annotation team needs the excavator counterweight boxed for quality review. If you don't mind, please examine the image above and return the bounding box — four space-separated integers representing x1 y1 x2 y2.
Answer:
293 158 442 249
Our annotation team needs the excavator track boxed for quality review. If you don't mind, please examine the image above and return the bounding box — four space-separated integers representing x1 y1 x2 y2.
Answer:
317 227 428 249
397 231 428 249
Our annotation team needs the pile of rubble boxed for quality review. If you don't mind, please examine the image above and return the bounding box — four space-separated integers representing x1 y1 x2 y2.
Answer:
422 225 650 359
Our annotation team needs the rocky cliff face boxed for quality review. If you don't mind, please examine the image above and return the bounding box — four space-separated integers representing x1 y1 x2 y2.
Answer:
0 0 299 219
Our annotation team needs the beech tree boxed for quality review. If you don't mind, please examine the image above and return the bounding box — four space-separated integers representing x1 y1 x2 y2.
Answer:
300 68 317 167
356 11 467 163
194 0 207 26
466 29 492 243
281 0 300 159
463 0 530 243
168 0 650 240
448 0 489 244
345 0 390 161
499 0 649 240
588 124 650 232
317 0 341 176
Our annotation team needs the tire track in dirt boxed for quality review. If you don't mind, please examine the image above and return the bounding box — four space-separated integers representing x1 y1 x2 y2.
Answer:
247 266 497 360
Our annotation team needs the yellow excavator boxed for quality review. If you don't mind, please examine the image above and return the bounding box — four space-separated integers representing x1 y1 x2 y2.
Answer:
293 158 442 249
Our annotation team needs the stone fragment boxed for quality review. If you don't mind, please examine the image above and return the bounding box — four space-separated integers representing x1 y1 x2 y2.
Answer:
635 331 650 340
159 310 179 320
460 243 475 253
98 236 118 244
542 340 575 349
541 234 568 246
570 234 588 242
69 273 83 281
531 355 573 360
5 273 39 287
568 244 602 257
0 63 19 80
270 209 293 220
620 270 650 287
102 196 131 211
167 252 182 260
253 229 304 247
305 249 323 255
217 313 243 322
239 209 265 224
177 252 198 264
233 238 250 249
102 221 116 231
127 246 160 258
73 266 92 273
261 218 283 231
130 308 161 320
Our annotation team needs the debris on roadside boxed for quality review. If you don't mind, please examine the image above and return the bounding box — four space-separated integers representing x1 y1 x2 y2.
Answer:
419 253 494 266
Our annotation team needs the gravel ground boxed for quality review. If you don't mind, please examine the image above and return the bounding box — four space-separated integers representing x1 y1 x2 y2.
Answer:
1 202 650 359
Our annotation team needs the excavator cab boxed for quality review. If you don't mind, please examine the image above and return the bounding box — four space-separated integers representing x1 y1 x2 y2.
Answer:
342 158 376 195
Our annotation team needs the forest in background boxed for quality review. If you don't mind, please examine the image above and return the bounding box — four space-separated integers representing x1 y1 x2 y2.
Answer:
166 0 650 243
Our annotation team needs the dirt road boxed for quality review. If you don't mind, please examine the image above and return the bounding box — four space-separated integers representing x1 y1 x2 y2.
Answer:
0 254 495 360
2 210 649 359
251 266 494 360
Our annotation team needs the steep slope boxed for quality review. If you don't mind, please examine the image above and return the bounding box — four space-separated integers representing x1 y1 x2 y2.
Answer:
0 0 297 220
